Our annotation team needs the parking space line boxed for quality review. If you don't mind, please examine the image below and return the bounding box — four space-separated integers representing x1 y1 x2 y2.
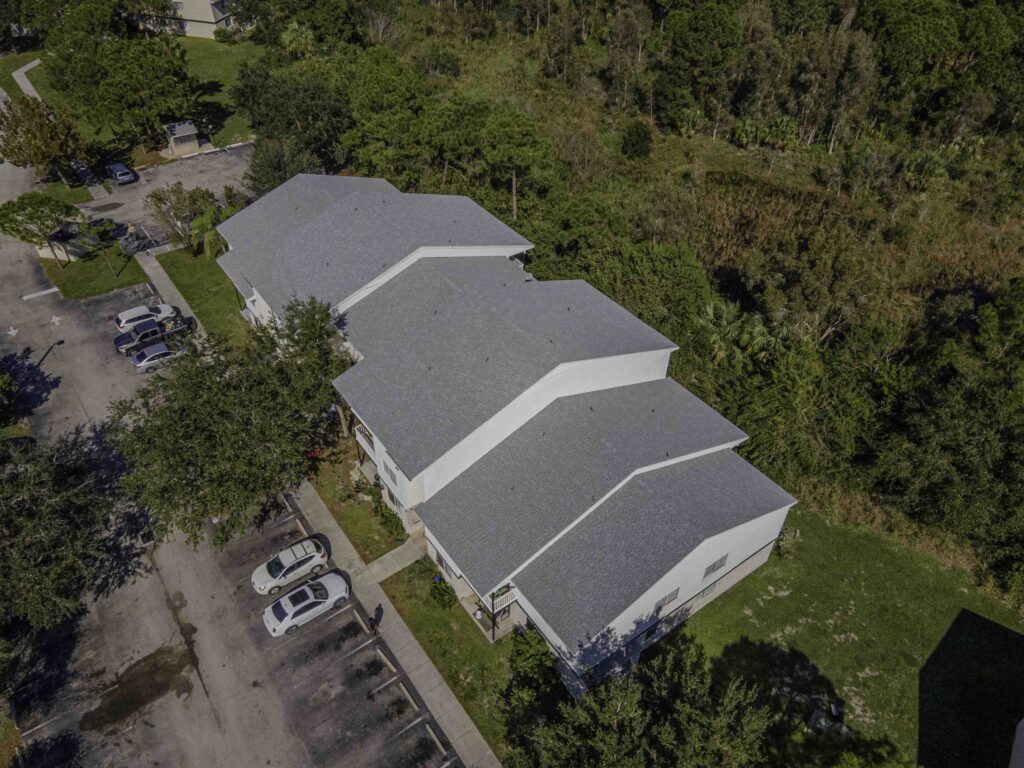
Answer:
365 674 400 698
20 715 62 737
394 715 426 738
265 514 295 531
266 603 358 651
21 286 59 300
341 636 377 659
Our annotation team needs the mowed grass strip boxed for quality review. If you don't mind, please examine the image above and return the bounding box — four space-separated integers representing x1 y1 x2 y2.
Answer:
156 248 249 345
41 249 147 299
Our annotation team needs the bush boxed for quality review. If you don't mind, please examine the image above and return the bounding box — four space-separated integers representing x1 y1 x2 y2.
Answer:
621 120 653 160
430 577 458 609
415 44 461 77
214 27 243 44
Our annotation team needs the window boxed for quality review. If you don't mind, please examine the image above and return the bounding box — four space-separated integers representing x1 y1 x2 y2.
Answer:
654 588 678 614
703 554 728 579
698 583 716 600
383 462 397 485
292 602 318 618
173 1 183 9
643 623 659 641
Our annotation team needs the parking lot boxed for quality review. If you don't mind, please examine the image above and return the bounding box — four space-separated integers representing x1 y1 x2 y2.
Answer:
78 144 253 242
220 515 459 768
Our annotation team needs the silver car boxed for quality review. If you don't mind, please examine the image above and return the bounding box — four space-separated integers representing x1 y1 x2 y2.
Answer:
115 303 178 331
132 342 184 373
251 537 329 595
262 572 350 636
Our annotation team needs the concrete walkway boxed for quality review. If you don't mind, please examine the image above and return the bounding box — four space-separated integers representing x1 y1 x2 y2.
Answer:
12 58 40 98
135 250 207 336
367 538 423 582
292 481 502 768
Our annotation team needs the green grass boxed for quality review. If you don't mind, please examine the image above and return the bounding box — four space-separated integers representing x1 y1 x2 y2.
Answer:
41 248 147 299
26 60 112 142
42 180 91 205
685 505 1024 762
382 560 513 760
0 49 42 100
156 248 249 344
0 421 31 441
0 702 19 768
313 445 406 563
180 38 265 146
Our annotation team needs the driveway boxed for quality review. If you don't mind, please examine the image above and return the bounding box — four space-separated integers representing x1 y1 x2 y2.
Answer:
78 145 253 242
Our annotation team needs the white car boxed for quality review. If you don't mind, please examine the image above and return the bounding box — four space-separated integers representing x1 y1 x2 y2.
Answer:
251 537 328 595
132 342 184 373
262 572 350 636
115 304 178 331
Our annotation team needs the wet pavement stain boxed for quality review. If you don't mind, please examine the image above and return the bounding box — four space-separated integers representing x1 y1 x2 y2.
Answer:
79 645 192 732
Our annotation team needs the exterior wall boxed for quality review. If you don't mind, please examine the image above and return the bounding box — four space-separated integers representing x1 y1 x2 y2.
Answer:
332 246 530 316
244 288 277 325
143 0 233 37
425 532 480 601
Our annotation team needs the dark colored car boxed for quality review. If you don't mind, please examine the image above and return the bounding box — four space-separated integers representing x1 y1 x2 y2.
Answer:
114 316 193 356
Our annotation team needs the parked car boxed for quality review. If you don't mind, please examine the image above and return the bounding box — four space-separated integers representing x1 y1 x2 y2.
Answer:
115 303 179 332
251 538 329 595
106 162 135 185
114 316 193 356
132 342 185 373
262 572 350 637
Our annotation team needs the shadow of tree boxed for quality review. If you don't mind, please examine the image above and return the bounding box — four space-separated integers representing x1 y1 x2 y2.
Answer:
712 638 905 767
6 614 85 723
1 348 61 421
918 609 1024 768
15 730 83 767
191 98 232 145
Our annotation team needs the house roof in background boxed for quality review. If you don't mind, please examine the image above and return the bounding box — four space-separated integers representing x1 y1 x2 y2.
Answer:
416 378 748 595
515 449 796 652
216 174 532 317
333 257 678 478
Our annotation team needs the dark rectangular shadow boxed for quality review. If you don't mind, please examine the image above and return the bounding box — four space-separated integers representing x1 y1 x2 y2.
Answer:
919 609 1024 767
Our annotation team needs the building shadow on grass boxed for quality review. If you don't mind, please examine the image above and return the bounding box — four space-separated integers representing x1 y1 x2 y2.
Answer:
918 609 1024 768
711 638 904 767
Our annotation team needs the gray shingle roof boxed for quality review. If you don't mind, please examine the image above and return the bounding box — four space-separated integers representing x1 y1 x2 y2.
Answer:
515 450 796 650
416 379 748 595
216 174 532 317
333 258 678 478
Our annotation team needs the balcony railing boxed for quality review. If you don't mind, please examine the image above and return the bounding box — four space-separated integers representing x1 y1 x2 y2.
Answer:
354 424 375 457
491 586 519 612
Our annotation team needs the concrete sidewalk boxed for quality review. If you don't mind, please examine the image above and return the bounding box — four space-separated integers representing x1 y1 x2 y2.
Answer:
293 481 502 768
367 537 423 582
135 250 207 336
13 58 40 98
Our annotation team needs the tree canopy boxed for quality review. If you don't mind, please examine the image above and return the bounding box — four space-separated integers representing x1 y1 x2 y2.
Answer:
0 96 81 182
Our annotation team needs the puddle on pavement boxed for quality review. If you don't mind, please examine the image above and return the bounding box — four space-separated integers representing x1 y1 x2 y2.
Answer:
79 645 192 732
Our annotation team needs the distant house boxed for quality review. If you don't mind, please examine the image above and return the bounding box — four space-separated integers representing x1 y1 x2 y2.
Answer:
215 174 797 691
143 0 234 38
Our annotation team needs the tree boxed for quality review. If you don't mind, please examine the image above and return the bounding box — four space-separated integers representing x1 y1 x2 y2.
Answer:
510 633 770 767
0 96 81 182
620 120 652 159
144 181 217 247
480 101 552 220
245 137 322 197
0 430 111 630
110 299 347 545
0 192 82 262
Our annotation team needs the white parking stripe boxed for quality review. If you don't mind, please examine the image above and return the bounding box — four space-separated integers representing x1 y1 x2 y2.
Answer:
21 286 59 300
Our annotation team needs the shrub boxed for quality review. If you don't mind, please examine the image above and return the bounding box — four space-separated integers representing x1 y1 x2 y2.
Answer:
415 44 460 77
430 578 458 609
214 27 242 44
621 120 653 160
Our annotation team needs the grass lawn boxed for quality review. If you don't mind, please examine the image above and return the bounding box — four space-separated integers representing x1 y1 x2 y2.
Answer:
313 441 406 563
180 38 265 147
156 248 249 344
0 420 31 441
685 505 1024 763
0 703 19 768
42 180 92 205
41 248 147 299
382 560 513 760
0 49 41 100
26 60 112 142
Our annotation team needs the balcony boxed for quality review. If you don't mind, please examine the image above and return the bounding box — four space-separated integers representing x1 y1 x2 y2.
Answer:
354 423 375 459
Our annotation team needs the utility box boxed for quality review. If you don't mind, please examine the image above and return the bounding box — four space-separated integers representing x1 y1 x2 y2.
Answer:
164 120 200 157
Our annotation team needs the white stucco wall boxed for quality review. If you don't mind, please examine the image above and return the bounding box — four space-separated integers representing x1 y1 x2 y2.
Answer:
245 288 277 325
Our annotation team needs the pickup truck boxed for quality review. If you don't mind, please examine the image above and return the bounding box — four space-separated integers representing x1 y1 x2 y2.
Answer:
114 316 193 356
